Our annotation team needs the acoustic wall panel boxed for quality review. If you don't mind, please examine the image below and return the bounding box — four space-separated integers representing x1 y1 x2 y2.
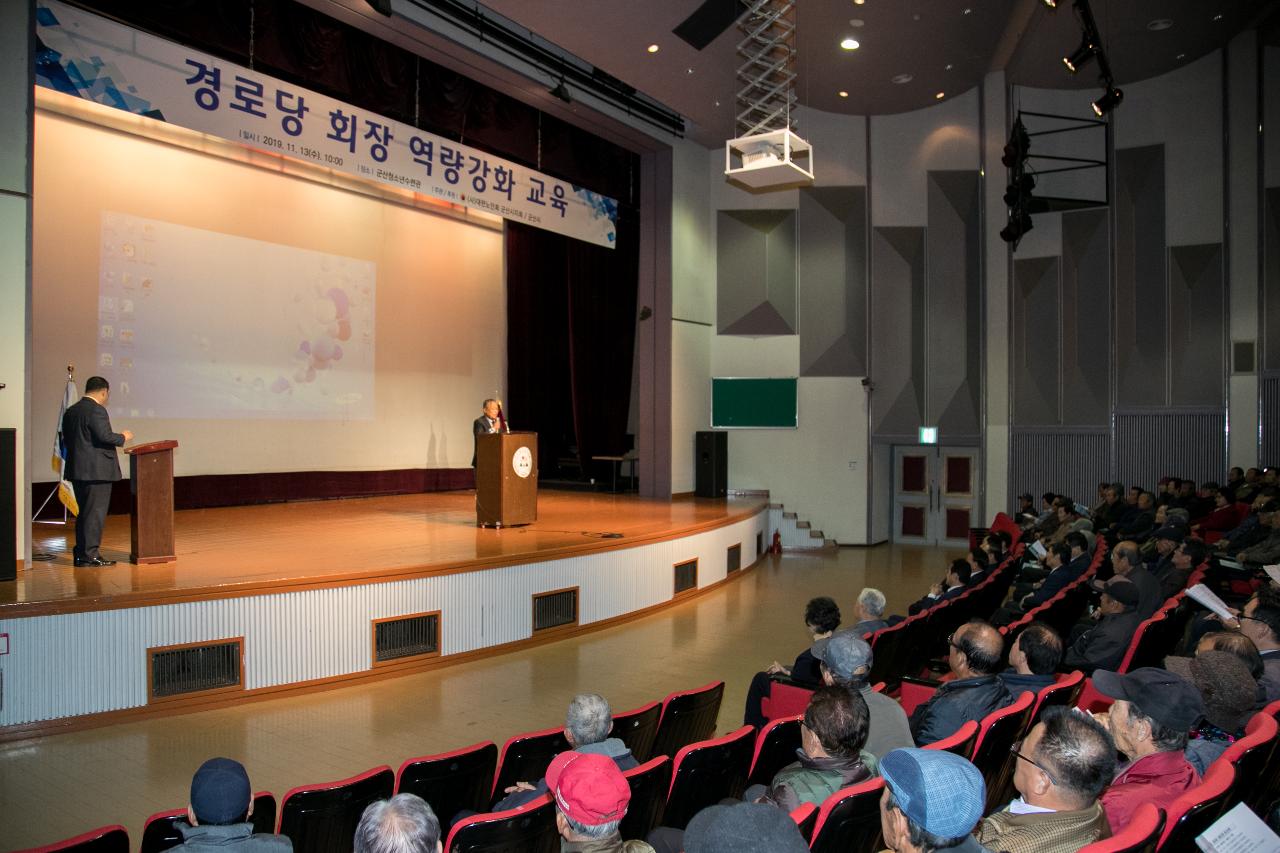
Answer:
1115 145 1168 406
1115 410 1225 491
1061 209 1112 425
1265 188 1280 371
1009 428 1110 507
1264 376 1280 465
798 186 867 376
1012 257 1060 426
1168 243 1225 406
716 210 797 335
870 226 926 438
926 171 982 439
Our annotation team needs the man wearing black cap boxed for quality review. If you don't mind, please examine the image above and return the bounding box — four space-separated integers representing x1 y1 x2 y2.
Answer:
1092 667 1205 829
176 758 291 851
1062 579 1142 674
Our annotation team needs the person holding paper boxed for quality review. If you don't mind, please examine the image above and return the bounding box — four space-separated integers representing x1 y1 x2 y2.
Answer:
62 375 133 567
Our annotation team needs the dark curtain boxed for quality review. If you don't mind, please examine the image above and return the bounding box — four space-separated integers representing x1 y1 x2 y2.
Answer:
506 219 638 476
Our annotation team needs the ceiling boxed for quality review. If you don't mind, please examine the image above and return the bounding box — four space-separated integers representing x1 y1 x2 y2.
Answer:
474 0 1276 146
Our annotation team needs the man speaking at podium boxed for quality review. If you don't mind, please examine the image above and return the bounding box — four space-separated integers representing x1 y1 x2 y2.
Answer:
63 376 132 567
471 398 507 467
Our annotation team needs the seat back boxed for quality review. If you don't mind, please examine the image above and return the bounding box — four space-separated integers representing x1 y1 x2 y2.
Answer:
1248 702 1280 819
618 756 672 842
808 776 886 853
866 619 912 688
278 765 395 853
15 826 130 853
396 742 497 824
444 793 559 853
1028 671 1085 730
140 793 276 853
491 726 571 798
611 700 662 764
1125 613 1172 672
971 692 1035 814
1076 803 1164 853
662 726 756 830
760 680 814 722
920 719 978 759
1218 712 1280 817
789 802 819 842
1159 761 1236 849
650 681 724 760
747 715 803 788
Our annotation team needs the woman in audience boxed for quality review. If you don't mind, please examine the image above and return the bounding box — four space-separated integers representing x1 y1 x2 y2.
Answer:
741 596 840 728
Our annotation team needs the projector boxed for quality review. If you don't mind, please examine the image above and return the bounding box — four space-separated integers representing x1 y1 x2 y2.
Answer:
725 128 814 190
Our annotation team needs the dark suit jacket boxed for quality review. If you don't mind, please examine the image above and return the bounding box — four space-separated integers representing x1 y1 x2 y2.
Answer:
1062 610 1143 673
62 397 124 481
471 415 499 467
908 584 965 616
1024 553 1090 609
909 674 1012 746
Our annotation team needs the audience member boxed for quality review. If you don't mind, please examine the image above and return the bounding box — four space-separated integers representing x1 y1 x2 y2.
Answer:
1164 651 1260 774
1115 491 1155 541
355 795 439 853
742 597 842 728
1215 495 1278 554
745 686 872 810
1062 579 1142 674
879 748 990 853
1142 524 1184 577
1092 484 1128 533
909 622 1012 746
1193 487 1240 536
813 631 915 759
1196 631 1265 681
545 752 654 853
1099 540 1161 620
671 802 808 853
966 547 991 585
175 758 292 852
999 622 1064 696
1156 538 1205 601
1093 667 1205 828
1237 504 1280 567
1046 504 1093 550
994 536 1086 627
852 587 890 635
976 707 1114 853
495 693 638 810
1236 589 1280 701
907 559 969 616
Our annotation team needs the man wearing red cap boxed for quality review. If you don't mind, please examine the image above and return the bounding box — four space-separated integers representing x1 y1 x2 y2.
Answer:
546 751 654 853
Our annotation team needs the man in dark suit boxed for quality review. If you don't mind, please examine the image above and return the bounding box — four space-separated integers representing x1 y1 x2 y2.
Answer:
471 398 504 467
62 376 132 566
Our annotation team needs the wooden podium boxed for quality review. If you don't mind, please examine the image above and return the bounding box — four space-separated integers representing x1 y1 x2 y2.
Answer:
126 440 178 564
475 432 538 527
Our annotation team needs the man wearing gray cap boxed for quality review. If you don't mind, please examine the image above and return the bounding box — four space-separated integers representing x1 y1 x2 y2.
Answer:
812 630 914 761
878 747 990 853
175 758 291 851
680 802 809 853
1062 578 1143 674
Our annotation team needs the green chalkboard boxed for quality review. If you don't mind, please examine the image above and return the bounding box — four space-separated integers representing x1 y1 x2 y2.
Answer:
711 377 798 429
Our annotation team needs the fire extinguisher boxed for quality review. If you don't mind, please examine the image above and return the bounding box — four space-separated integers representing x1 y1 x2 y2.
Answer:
771 530 782 554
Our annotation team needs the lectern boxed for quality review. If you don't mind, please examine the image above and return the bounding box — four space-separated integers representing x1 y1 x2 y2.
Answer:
127 440 178 564
475 432 538 527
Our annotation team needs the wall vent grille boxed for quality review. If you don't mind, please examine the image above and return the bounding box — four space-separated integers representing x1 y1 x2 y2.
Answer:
149 639 242 700
373 612 440 663
533 588 579 631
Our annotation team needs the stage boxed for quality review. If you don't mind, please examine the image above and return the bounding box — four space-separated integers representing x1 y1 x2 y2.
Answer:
0 490 769 735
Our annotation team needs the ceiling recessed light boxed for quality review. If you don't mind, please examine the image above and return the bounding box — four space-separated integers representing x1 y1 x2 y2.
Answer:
687 67 694 74
646 44 660 53
945 63 954 71
935 91 945 99
892 73 914 84
1147 18 1173 31
838 90 849 98
1213 13 1223 21
840 37 860 50
963 7 972 14
849 18 865 27
853 0 865 5
1176 52 1186 60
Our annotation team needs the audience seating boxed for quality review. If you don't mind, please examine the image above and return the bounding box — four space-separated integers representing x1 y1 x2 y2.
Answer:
611 700 662 764
1158 761 1236 849
759 679 815 722
15 826 130 853
866 618 917 689
1027 670 1085 730
490 725 571 799
1076 803 1164 853
277 765 395 853
1251 700 1280 820
395 742 497 827
920 719 978 758
661 725 755 830
970 691 1035 814
140 792 277 853
618 756 672 842
788 802 818 842
807 776 886 853
443 793 558 853
746 715 803 788
649 681 724 761
1216 712 1280 818
1075 611 1170 709
895 676 939 718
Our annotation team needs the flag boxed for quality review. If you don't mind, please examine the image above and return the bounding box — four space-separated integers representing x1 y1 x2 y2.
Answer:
53 377 80 516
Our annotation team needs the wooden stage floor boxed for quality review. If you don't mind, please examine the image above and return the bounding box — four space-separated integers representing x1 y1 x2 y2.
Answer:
6 490 766 615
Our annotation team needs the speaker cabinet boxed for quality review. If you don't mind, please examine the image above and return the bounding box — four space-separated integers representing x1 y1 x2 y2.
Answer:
695 431 727 498
0 428 15 581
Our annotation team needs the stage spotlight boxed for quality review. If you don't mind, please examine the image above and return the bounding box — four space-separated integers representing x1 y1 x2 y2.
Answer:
1042 0 1057 7
1063 38 1097 73
1003 173 1036 208
1000 209 1034 246
1092 86 1123 116
1001 119 1030 168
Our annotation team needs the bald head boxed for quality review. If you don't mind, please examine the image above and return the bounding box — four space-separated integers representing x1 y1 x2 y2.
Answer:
953 621 1004 676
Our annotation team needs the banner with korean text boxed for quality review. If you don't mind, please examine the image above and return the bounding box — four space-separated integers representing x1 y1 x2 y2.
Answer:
34 0 619 248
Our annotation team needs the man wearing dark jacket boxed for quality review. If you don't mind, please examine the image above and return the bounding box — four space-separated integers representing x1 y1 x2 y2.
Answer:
999 622 1064 696
907 560 970 616
1063 579 1142 674
910 621 1012 746
62 375 132 566
175 758 291 852
1105 541 1163 620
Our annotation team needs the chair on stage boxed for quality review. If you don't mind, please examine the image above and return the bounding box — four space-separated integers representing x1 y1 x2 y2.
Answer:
611 700 662 764
443 793 559 853
140 793 277 853
1076 803 1164 853
618 756 672 842
396 742 497 826
277 765 395 853
491 726 571 801
661 726 755 830
650 681 724 760
14 826 130 853
746 715 803 788
807 777 886 853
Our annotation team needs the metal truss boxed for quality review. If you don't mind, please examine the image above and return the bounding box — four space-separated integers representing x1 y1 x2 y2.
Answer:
735 0 797 137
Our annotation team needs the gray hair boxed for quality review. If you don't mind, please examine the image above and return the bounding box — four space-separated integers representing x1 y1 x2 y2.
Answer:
858 588 887 618
354 794 440 853
560 812 622 840
565 693 612 745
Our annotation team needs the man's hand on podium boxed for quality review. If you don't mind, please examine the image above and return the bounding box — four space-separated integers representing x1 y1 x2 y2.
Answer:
121 429 134 442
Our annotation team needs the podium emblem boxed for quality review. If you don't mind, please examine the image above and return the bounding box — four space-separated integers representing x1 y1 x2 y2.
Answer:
512 446 533 478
